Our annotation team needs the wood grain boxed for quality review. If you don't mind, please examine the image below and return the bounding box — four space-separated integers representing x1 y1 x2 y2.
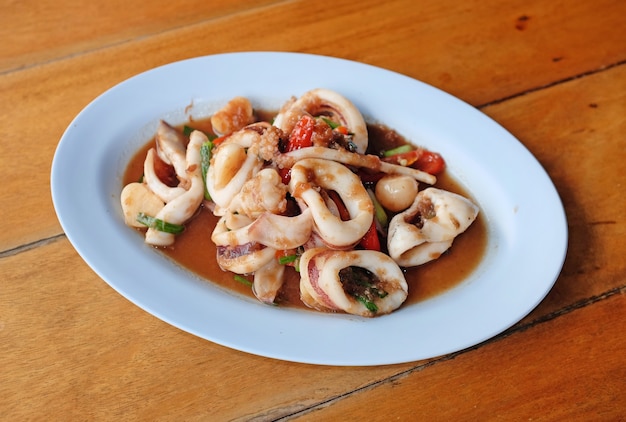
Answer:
1 0 625 252
0 0 282 73
2 0 625 419
482 63 626 318
1 238 415 420
291 292 626 421
2 237 623 419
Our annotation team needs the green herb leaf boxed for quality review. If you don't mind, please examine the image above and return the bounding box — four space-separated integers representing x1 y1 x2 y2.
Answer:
200 141 213 200
382 144 413 157
321 117 340 129
367 189 388 229
278 254 298 265
136 213 185 234
183 125 195 137
355 295 378 313
233 275 253 287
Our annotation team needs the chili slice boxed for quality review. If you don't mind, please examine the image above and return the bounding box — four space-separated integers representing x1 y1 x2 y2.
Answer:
359 220 381 251
287 115 315 151
413 151 446 175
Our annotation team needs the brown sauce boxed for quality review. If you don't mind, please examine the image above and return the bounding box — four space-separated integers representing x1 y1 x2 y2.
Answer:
123 116 488 311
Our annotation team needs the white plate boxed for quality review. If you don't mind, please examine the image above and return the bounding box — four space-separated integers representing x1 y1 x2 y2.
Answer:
51 52 567 366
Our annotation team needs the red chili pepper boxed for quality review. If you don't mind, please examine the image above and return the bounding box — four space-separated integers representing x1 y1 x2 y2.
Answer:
359 220 381 251
287 115 315 151
212 135 229 146
413 151 445 175
336 125 349 135
278 167 292 184
152 153 178 187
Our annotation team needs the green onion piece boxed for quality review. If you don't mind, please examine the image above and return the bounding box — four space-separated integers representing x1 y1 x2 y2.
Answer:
278 254 298 265
367 189 388 229
200 141 213 200
355 295 378 313
183 125 195 136
278 254 300 272
233 275 253 287
136 212 185 234
382 144 413 157
321 117 340 129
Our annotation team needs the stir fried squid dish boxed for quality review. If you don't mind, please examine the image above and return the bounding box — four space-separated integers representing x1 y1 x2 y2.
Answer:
120 89 479 317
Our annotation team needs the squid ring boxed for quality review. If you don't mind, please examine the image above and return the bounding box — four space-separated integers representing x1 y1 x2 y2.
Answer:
273 88 369 154
387 187 479 266
206 129 263 211
288 158 373 249
299 248 408 317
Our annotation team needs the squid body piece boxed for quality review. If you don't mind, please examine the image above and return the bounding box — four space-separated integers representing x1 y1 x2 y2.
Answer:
216 243 276 275
288 158 373 249
120 182 165 228
212 209 313 252
273 88 369 154
144 130 207 246
387 187 479 267
299 248 408 317
252 258 286 305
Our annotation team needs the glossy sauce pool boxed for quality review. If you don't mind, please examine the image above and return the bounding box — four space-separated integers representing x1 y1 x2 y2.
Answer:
123 118 488 310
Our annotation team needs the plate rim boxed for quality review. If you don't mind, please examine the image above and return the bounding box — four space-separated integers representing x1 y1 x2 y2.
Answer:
51 51 568 366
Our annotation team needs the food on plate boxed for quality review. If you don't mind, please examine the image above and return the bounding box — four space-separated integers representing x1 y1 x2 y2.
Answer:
120 89 480 317
387 188 479 267
300 248 409 317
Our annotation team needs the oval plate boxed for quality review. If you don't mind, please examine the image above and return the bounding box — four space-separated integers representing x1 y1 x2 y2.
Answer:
51 52 567 366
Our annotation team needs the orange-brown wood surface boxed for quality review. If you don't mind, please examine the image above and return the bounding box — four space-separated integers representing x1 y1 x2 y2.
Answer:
1 0 625 420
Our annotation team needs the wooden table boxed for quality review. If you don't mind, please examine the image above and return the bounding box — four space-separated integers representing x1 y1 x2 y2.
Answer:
2 0 625 419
